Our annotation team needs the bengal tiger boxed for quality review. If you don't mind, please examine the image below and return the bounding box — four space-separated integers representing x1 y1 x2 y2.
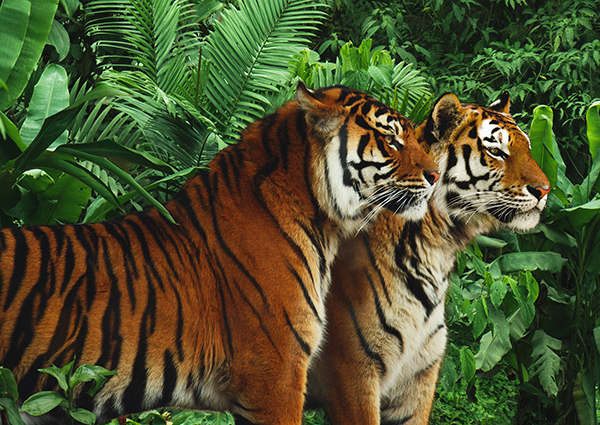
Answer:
306 92 550 425
0 82 440 425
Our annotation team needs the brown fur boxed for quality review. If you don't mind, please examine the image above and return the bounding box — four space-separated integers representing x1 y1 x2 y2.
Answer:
0 83 438 425
307 93 550 425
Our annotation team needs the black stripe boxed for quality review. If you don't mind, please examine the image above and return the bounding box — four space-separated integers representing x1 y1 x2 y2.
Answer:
363 233 391 303
382 416 412 425
60 234 75 295
174 186 208 245
366 272 403 352
96 238 123 370
137 213 181 283
126 219 165 292
217 277 234 357
287 262 321 322
347 298 385 375
208 194 268 307
104 221 138 310
122 273 155 412
4 228 29 311
215 259 281 358
159 349 177 407
31 227 54 296
395 244 434 317
284 309 311 356
72 225 98 311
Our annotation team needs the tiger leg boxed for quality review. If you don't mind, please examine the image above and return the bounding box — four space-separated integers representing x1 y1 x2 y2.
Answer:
381 359 442 425
324 362 381 425
226 337 313 425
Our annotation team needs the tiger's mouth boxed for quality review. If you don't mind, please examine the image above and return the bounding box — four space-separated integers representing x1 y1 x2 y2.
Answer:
381 188 431 221
487 195 547 231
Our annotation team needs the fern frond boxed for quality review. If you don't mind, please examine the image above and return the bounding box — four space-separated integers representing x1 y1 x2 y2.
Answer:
201 0 329 141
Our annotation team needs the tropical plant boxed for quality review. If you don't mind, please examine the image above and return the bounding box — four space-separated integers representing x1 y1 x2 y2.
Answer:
439 99 600 425
294 38 434 122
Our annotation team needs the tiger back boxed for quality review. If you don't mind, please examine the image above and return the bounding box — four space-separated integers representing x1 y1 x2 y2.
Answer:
306 92 550 425
0 82 438 425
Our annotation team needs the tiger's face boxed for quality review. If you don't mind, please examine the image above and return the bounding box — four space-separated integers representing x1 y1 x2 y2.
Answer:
421 92 550 232
297 83 439 224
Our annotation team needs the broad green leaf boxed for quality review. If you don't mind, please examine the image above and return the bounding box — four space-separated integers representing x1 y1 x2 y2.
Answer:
460 347 476 383
530 330 561 397
0 367 19 401
0 398 25 425
0 112 25 166
342 69 370 92
495 251 567 274
594 326 600 355
574 370 597 425
69 408 96 425
474 330 511 372
475 235 508 249
14 84 126 173
490 279 508 308
587 100 600 159
472 298 488 339
553 197 600 230
59 0 80 18
507 308 527 341
70 364 117 396
60 140 175 174
0 0 31 83
577 146 600 203
30 155 119 211
535 223 577 247
20 391 66 416
52 147 176 223
529 105 571 204
439 356 458 393
368 64 392 87
0 0 59 111
17 169 54 194
47 20 70 61
83 166 198 223
489 304 510 346
20 64 69 146
32 172 90 225
37 364 68 392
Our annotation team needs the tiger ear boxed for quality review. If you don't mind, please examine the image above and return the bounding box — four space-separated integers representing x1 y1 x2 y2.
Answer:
296 81 343 133
488 91 510 114
423 93 464 145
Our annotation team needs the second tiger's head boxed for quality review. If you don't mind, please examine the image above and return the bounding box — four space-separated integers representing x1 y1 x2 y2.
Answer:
297 82 439 225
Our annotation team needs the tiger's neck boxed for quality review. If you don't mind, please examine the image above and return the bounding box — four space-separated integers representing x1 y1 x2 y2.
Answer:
372 199 496 317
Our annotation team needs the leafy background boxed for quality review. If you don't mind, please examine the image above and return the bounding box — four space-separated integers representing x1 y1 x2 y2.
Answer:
0 0 599 424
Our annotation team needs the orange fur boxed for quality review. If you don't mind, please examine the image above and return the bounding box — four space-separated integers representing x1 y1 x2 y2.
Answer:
0 83 438 425
307 93 550 425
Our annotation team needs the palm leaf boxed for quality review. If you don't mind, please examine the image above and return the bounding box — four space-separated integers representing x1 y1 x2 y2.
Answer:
85 0 201 95
201 0 328 141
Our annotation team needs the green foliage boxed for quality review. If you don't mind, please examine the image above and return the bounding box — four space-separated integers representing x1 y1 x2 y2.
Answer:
18 360 116 425
440 100 600 424
0 367 24 425
294 39 433 122
0 0 59 110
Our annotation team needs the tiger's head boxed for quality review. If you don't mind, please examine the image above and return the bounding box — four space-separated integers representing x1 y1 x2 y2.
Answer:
296 82 439 227
419 92 550 232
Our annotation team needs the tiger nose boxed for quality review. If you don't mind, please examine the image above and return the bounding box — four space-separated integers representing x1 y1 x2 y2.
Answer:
526 185 550 199
423 169 440 186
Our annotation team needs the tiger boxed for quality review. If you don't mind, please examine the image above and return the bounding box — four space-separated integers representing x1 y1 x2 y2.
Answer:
0 82 440 425
306 92 550 425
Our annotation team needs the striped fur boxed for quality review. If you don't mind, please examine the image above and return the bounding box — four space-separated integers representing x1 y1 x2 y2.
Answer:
306 93 550 425
0 83 439 425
